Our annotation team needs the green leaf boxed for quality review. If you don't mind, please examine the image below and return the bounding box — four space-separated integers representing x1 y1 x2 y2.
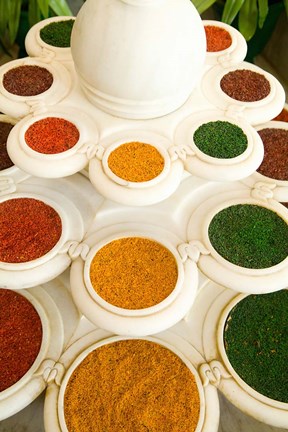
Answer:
37 0 49 18
8 0 22 45
28 0 41 27
222 0 246 24
239 0 258 40
283 0 288 16
48 0 73 16
257 0 268 28
0 0 9 36
191 0 218 15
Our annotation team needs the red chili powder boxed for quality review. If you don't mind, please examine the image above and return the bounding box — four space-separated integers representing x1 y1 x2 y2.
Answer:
0 289 43 392
257 128 288 180
273 107 288 123
25 117 80 154
0 197 62 263
0 121 14 171
220 69 271 102
205 25 232 52
3 65 53 96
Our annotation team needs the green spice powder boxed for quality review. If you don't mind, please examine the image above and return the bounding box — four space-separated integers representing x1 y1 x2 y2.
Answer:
224 290 288 402
40 20 75 48
208 204 288 268
193 121 248 159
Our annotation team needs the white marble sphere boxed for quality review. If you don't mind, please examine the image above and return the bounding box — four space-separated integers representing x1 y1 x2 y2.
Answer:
71 0 206 119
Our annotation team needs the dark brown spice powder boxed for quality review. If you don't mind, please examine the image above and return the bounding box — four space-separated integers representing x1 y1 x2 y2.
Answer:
220 69 271 102
25 117 80 154
3 65 53 96
0 121 14 170
0 197 62 263
205 25 232 52
0 289 42 392
257 128 288 180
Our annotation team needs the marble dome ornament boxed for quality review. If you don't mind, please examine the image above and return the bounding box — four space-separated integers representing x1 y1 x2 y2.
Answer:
70 224 199 336
195 282 288 429
174 110 264 181
187 188 288 293
242 121 288 202
44 330 219 432
0 281 79 421
71 0 206 119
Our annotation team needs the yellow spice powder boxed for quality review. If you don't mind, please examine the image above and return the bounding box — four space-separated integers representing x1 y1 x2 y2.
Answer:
64 339 201 432
89 237 178 309
107 141 165 182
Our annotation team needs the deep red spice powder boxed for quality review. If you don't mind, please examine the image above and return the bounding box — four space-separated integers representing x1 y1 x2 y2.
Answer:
0 289 43 392
0 121 14 171
204 25 232 52
220 69 271 102
257 128 288 180
0 197 62 263
3 65 53 96
273 108 288 123
25 117 80 154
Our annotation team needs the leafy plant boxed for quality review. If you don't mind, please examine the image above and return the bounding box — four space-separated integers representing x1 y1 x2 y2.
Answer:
192 0 288 40
0 0 72 52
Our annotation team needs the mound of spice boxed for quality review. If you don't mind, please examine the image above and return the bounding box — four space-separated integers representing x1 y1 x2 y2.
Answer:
25 117 80 154
0 289 42 392
0 197 62 263
224 290 288 403
208 204 288 269
0 121 14 171
107 141 164 182
3 65 53 96
40 19 75 48
273 107 288 123
204 25 232 52
256 128 288 181
193 120 248 158
220 69 271 102
89 237 178 309
64 339 201 432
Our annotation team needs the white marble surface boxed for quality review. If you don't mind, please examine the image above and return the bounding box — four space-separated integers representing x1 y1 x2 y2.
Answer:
1 390 287 432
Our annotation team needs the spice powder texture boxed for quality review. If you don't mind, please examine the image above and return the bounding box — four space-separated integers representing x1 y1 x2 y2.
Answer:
64 339 201 432
25 117 80 154
3 65 53 96
257 128 288 181
0 121 14 171
108 142 164 182
273 107 288 122
220 69 271 102
224 290 288 403
0 197 62 263
89 237 178 309
204 25 232 52
0 289 42 392
193 120 248 158
40 19 75 48
208 204 288 269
